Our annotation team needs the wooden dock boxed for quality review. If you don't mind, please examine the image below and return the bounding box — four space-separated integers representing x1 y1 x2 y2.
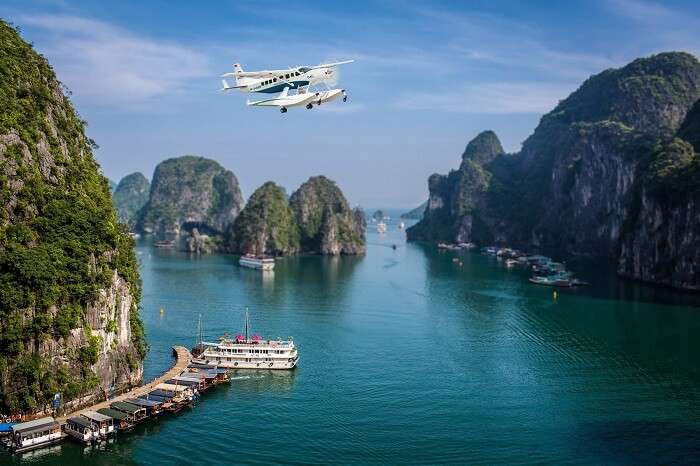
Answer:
57 346 191 423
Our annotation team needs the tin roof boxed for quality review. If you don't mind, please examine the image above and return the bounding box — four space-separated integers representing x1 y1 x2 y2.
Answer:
11 417 56 433
82 411 112 423
128 398 162 408
97 408 129 421
67 416 93 429
111 401 144 414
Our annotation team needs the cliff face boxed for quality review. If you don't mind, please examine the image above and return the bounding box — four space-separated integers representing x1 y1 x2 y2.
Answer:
227 182 300 255
0 21 145 413
407 130 504 243
113 172 150 228
227 176 365 256
408 52 700 290
137 156 243 237
290 176 365 255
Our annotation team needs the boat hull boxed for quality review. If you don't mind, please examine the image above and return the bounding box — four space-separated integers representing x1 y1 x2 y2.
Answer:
192 357 298 370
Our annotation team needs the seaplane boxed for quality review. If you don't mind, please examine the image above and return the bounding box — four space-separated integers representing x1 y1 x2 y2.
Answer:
220 60 353 113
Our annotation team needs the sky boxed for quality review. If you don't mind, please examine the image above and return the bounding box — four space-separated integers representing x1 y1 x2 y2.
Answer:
2 0 700 208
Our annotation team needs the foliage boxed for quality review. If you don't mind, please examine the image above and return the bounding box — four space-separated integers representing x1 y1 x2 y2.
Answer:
228 181 299 255
112 172 149 226
0 20 145 413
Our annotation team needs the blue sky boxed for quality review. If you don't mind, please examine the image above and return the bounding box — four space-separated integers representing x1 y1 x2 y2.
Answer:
2 0 699 208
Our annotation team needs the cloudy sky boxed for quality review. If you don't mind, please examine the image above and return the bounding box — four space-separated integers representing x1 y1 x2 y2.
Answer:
2 0 699 207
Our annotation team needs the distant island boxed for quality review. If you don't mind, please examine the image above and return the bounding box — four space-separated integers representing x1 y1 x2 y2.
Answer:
400 201 427 220
408 52 700 291
226 176 366 256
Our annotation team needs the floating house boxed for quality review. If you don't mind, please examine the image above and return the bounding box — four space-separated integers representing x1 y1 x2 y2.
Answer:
127 398 163 417
110 401 147 423
97 408 133 432
64 416 97 444
9 417 63 453
81 411 114 438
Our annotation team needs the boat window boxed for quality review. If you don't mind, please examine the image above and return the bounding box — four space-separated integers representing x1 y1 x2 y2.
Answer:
273 78 277 82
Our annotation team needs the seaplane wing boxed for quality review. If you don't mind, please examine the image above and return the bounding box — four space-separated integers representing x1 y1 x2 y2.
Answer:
308 60 354 70
221 69 291 79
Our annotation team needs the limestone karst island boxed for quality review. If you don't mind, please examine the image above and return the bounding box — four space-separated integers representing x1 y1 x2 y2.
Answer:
1 2 700 464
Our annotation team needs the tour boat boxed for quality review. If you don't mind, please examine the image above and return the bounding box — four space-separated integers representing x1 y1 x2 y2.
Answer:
239 254 275 271
64 416 97 445
9 417 64 453
398 221 405 229
377 222 387 234
81 411 114 438
192 312 299 370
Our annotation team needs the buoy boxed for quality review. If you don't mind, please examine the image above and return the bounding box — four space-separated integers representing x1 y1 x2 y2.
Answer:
553 291 558 300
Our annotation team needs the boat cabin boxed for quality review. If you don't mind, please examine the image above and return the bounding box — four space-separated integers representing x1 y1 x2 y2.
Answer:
110 401 147 422
97 408 133 431
10 417 63 453
127 397 163 416
81 411 114 437
64 416 96 444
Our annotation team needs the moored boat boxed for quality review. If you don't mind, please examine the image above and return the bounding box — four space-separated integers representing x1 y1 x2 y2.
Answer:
239 254 275 271
64 416 97 445
9 417 64 453
192 311 299 370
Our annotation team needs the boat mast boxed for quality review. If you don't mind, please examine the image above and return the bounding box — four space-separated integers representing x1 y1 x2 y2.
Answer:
198 314 203 348
245 308 249 342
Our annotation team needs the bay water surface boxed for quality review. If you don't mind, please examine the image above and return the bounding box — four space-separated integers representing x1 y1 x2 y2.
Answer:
6 214 700 465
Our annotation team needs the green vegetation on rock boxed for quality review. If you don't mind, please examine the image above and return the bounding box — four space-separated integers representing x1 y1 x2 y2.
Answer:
290 176 365 255
227 182 299 255
113 172 150 227
137 155 243 236
0 20 145 413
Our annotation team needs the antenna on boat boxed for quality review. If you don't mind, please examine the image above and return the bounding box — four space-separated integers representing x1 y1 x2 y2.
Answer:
197 313 203 348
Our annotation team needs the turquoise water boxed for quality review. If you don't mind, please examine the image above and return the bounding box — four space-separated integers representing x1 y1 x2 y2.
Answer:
5 214 700 465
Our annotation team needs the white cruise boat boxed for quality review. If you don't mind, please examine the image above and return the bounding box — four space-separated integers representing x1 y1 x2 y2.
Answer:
193 313 298 370
377 222 387 234
239 254 275 270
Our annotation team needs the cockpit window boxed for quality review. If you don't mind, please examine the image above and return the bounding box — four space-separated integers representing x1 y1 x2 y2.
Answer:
299 67 311 73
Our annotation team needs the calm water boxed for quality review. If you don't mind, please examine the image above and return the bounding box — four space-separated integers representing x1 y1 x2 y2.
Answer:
6 213 700 465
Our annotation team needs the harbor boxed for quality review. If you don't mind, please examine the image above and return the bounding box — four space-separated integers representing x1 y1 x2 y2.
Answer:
1 346 230 454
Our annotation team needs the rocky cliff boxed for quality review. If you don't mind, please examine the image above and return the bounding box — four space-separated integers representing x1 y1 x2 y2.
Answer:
113 172 150 228
408 52 700 290
0 20 145 413
226 181 300 255
401 201 428 220
290 176 366 255
137 156 244 237
227 176 365 256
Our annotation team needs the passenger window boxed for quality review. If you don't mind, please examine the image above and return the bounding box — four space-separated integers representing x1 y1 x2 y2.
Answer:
285 74 290 79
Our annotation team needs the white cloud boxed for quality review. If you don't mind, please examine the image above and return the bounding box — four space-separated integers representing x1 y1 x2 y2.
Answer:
19 14 210 108
395 82 574 114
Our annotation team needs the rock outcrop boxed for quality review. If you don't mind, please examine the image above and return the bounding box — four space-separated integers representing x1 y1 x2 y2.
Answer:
0 20 145 413
226 176 365 256
401 201 428 220
290 176 366 255
137 156 244 237
226 182 299 255
408 52 700 290
113 172 150 228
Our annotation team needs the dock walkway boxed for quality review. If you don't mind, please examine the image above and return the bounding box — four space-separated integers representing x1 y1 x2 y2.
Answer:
58 346 191 423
